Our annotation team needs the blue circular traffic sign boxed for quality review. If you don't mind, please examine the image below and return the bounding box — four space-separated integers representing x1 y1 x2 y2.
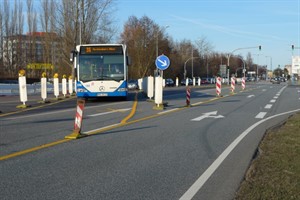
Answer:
155 55 170 70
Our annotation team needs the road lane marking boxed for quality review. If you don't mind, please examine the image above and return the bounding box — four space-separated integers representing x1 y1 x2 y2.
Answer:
0 88 251 161
87 108 131 117
191 111 224 121
270 99 276 103
158 108 180 115
179 108 300 200
0 96 76 118
0 94 139 161
255 112 267 119
265 104 272 109
0 139 70 161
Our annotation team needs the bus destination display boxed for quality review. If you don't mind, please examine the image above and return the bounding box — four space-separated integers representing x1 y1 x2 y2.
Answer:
80 46 123 55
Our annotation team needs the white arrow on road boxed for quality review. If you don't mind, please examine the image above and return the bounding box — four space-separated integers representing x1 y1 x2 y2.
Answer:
191 111 224 121
158 58 167 66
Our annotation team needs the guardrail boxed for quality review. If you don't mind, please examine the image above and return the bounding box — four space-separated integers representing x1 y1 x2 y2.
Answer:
0 83 55 95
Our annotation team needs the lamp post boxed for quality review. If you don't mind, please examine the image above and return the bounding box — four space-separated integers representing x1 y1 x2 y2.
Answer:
253 53 263 82
227 46 261 66
226 46 261 84
156 25 169 57
265 56 272 78
184 57 200 79
232 55 246 78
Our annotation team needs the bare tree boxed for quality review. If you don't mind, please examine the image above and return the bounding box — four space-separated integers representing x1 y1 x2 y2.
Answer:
0 3 3 78
120 15 171 78
52 0 117 77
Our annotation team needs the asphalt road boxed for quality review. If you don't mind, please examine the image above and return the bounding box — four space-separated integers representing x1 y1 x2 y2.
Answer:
1 82 300 200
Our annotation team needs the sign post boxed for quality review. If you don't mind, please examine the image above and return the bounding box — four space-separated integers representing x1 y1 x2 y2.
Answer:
154 55 170 109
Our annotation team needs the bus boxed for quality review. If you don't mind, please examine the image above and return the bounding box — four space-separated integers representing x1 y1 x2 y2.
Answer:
70 44 129 99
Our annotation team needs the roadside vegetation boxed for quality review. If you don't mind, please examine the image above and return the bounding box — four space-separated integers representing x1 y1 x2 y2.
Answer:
235 113 300 199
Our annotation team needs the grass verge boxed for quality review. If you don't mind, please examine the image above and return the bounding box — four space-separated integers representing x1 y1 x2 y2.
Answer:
235 112 300 200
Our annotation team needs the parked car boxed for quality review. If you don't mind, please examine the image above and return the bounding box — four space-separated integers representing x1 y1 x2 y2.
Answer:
128 79 139 89
180 78 193 86
165 78 175 87
200 78 210 84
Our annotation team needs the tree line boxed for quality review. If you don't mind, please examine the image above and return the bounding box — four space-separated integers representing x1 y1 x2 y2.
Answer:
0 0 277 81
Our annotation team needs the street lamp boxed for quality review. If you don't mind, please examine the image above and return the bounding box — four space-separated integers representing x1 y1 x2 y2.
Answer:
265 56 272 78
253 53 263 82
231 55 246 78
184 57 200 79
226 46 261 84
227 46 262 67
156 25 169 57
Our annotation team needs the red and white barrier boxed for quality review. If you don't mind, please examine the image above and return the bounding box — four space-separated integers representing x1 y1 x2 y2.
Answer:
231 77 235 93
242 77 246 90
186 86 191 106
65 99 86 139
216 77 222 96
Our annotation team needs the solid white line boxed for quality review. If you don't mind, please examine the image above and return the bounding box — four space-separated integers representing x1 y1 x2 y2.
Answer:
88 108 131 117
265 104 272 109
158 108 180 115
255 112 267 119
179 108 300 200
83 123 121 134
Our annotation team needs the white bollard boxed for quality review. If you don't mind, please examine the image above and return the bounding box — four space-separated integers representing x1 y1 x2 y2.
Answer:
62 75 67 97
193 77 196 86
53 73 59 99
18 76 27 106
185 78 189 86
147 76 154 99
68 76 73 95
198 77 201 86
176 77 179 87
154 76 163 108
41 77 47 101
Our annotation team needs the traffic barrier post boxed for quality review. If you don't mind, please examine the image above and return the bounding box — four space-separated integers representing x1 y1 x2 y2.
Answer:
216 77 222 97
242 77 246 90
53 73 60 100
186 86 191 107
62 75 67 97
17 69 28 108
68 76 74 95
65 99 87 139
41 72 48 102
231 77 236 94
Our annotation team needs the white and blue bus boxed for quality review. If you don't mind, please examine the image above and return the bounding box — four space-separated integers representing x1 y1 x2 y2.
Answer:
71 44 129 99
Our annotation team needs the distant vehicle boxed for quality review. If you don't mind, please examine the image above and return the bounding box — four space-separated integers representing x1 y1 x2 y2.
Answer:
128 79 139 90
180 78 192 86
200 78 210 84
270 77 280 84
165 78 174 87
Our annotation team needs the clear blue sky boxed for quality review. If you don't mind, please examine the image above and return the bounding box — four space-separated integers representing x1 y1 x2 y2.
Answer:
115 0 300 70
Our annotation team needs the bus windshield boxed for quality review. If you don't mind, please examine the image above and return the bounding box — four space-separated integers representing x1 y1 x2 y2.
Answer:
78 54 125 82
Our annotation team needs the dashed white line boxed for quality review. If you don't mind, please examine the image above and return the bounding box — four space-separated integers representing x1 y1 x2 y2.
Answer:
180 108 300 200
255 112 267 119
265 104 272 109
270 99 276 103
